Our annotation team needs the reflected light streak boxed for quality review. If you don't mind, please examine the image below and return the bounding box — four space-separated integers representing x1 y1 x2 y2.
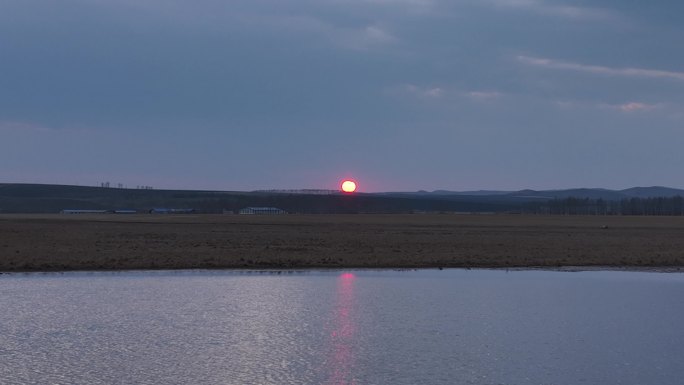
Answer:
325 272 358 385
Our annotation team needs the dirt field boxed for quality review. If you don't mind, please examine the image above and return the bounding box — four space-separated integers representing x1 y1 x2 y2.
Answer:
1 214 683 272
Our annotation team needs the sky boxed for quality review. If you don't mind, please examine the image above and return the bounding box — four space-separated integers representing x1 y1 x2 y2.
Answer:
1 0 683 192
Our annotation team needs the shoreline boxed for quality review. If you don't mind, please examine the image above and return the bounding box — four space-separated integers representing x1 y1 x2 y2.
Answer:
2 213 684 272
1 265 682 276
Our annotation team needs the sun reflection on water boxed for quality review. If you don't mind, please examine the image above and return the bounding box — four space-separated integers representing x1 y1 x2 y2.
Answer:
325 272 357 385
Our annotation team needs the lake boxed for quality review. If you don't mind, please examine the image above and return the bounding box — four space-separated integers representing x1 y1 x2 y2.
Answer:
1 269 683 385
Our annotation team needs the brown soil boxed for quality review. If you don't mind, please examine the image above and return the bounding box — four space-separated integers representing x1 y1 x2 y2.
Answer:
1 214 683 272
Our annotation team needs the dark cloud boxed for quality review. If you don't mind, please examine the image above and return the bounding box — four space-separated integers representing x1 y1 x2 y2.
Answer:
1 0 683 190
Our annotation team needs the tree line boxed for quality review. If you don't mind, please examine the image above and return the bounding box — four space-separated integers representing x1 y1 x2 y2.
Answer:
526 196 684 215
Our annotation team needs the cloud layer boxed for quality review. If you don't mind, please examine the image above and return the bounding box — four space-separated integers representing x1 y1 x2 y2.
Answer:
518 55 684 81
1 0 683 191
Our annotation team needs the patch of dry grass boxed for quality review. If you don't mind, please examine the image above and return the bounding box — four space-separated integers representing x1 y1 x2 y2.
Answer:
1 214 684 271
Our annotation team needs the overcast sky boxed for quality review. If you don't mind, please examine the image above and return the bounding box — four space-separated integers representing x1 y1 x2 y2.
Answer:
1 0 683 192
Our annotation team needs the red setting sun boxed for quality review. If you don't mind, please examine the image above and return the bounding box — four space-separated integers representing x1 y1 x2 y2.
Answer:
341 180 357 193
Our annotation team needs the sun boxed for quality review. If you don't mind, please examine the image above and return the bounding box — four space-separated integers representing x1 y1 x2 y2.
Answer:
341 180 357 193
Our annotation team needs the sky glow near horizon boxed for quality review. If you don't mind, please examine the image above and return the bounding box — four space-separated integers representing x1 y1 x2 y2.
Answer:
1 0 683 192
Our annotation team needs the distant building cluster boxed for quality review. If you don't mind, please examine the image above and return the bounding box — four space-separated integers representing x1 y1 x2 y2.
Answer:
254 189 337 195
149 208 195 214
60 208 195 214
239 207 286 215
98 182 153 190
59 207 291 215
61 209 109 214
60 209 137 214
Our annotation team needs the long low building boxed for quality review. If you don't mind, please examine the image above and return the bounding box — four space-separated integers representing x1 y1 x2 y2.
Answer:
113 210 138 214
60 209 109 214
61 209 139 214
239 207 286 215
149 208 195 214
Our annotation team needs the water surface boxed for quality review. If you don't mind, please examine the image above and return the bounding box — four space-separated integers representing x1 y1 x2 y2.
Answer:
1 269 683 384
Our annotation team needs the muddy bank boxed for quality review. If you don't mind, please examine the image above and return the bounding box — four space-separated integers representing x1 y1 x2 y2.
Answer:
1 214 683 272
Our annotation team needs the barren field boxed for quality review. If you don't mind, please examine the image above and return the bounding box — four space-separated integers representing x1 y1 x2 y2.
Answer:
1 214 684 272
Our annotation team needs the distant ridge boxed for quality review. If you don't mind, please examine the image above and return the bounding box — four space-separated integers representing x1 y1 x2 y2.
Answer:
620 186 684 198
1 183 684 214
253 189 339 195
432 190 511 196
399 186 684 200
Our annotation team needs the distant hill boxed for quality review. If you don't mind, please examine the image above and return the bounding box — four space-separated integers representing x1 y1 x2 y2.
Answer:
398 186 684 201
504 188 623 200
0 183 519 214
620 186 684 198
427 190 512 196
1 183 684 214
